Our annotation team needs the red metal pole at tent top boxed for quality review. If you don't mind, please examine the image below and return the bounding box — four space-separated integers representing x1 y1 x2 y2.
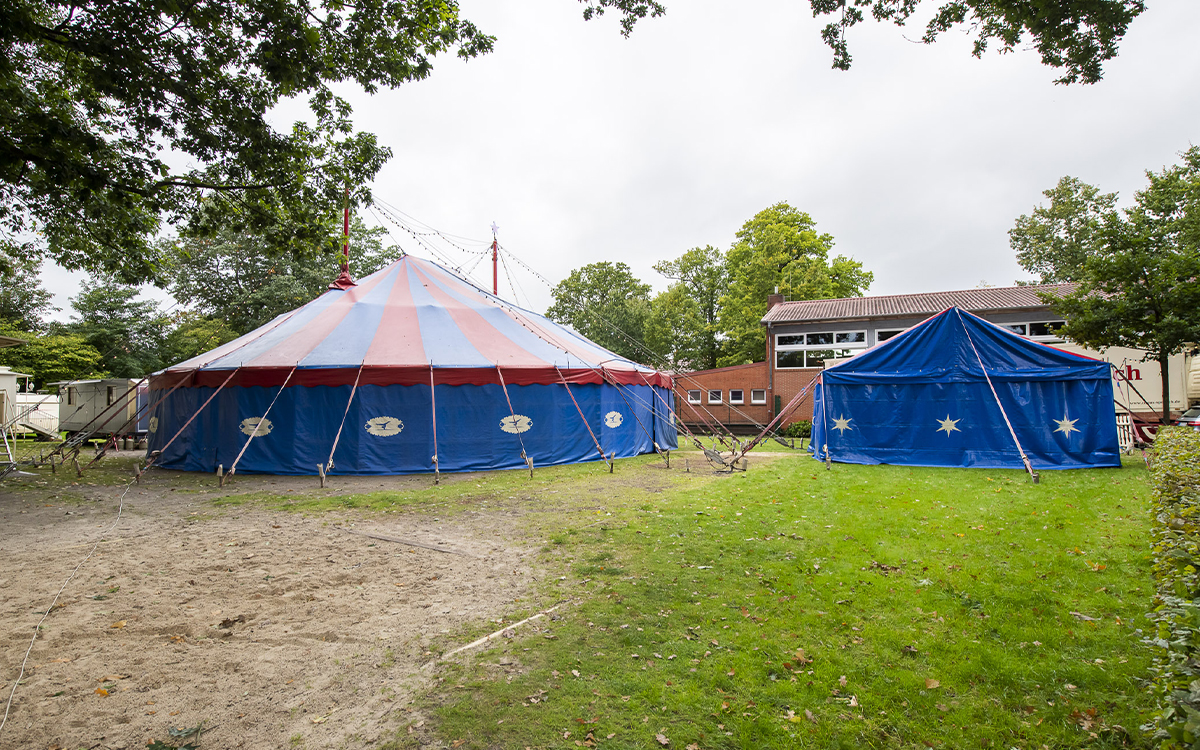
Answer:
328 185 357 290
490 221 499 296
342 185 350 274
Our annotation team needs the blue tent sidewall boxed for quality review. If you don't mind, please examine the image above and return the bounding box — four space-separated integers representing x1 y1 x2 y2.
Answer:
811 377 1120 469
147 382 677 475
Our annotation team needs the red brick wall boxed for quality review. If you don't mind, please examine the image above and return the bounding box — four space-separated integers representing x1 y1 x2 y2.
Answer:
674 363 769 427
770 367 821 423
672 361 822 429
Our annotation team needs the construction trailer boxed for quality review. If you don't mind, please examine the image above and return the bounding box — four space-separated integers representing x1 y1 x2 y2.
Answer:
0 366 61 441
54 379 150 437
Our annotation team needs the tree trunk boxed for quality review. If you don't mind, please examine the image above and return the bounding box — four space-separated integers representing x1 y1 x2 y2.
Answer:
1160 353 1171 425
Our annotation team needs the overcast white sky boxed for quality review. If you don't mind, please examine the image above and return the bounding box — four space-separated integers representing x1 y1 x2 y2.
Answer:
41 0 1200 321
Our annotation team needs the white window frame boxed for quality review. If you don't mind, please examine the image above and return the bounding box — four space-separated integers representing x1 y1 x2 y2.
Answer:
728 389 744 405
1025 320 1066 342
750 389 766 404
708 389 722 404
774 330 868 369
686 389 702 404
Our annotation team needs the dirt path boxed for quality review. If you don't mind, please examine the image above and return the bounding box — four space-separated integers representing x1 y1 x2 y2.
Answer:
0 447 796 749
0 466 539 749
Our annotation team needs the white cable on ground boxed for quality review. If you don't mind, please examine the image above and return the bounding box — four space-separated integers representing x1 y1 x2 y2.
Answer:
0 473 137 738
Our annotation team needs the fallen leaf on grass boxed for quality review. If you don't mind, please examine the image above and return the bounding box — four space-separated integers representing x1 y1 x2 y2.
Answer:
838 675 847 687
656 733 670 746
109 620 126 629
936 704 948 712
925 678 940 689
1065 684 1077 691
451 740 466 748
805 709 816 723
94 688 108 696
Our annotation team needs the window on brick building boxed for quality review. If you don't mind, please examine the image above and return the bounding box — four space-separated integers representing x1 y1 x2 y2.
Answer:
751 389 766 404
687 390 701 404
728 389 744 404
708 389 722 404
775 330 867 368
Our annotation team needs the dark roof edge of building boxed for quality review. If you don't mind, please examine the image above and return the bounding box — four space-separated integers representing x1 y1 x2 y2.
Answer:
762 283 1075 324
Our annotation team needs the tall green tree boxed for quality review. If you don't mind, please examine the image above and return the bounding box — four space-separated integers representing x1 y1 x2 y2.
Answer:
718 202 873 367
652 246 727 370
0 255 56 332
546 262 653 363
160 312 240 367
810 0 1144 84
644 285 705 371
0 0 661 283
0 324 104 390
1049 147 1200 424
66 278 168 378
164 218 398 336
1010 176 1119 283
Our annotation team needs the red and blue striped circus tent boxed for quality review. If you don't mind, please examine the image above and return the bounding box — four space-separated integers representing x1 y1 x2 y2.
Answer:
147 255 677 475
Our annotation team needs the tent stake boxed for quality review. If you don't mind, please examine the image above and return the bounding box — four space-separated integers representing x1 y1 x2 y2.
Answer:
217 463 224 487
317 463 326 488
824 444 831 471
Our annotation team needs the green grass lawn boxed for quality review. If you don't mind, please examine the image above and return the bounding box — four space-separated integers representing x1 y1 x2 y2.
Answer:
402 453 1154 750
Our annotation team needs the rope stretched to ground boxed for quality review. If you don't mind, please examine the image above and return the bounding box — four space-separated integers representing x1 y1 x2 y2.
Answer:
0 476 136 738
83 376 192 471
955 310 1037 480
496 367 531 468
325 363 365 472
557 370 610 468
139 368 241 481
724 371 821 467
0 366 238 738
429 365 440 481
228 365 297 476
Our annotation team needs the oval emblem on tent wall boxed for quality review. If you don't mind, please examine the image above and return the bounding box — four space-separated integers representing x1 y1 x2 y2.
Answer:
500 414 533 434
148 416 158 434
239 417 273 437
604 411 624 428
365 416 404 437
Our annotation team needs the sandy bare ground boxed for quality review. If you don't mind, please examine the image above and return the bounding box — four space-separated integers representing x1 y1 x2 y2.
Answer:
0 446 783 749
0 462 544 750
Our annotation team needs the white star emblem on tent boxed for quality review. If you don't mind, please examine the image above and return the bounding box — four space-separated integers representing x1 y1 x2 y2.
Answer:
1053 414 1079 436
936 415 961 436
832 415 852 434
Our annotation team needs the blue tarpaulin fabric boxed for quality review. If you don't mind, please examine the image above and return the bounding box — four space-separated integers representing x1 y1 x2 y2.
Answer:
149 383 675 475
809 307 1120 469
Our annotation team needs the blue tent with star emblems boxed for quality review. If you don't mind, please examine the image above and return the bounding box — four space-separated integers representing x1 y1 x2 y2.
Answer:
809 307 1120 469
